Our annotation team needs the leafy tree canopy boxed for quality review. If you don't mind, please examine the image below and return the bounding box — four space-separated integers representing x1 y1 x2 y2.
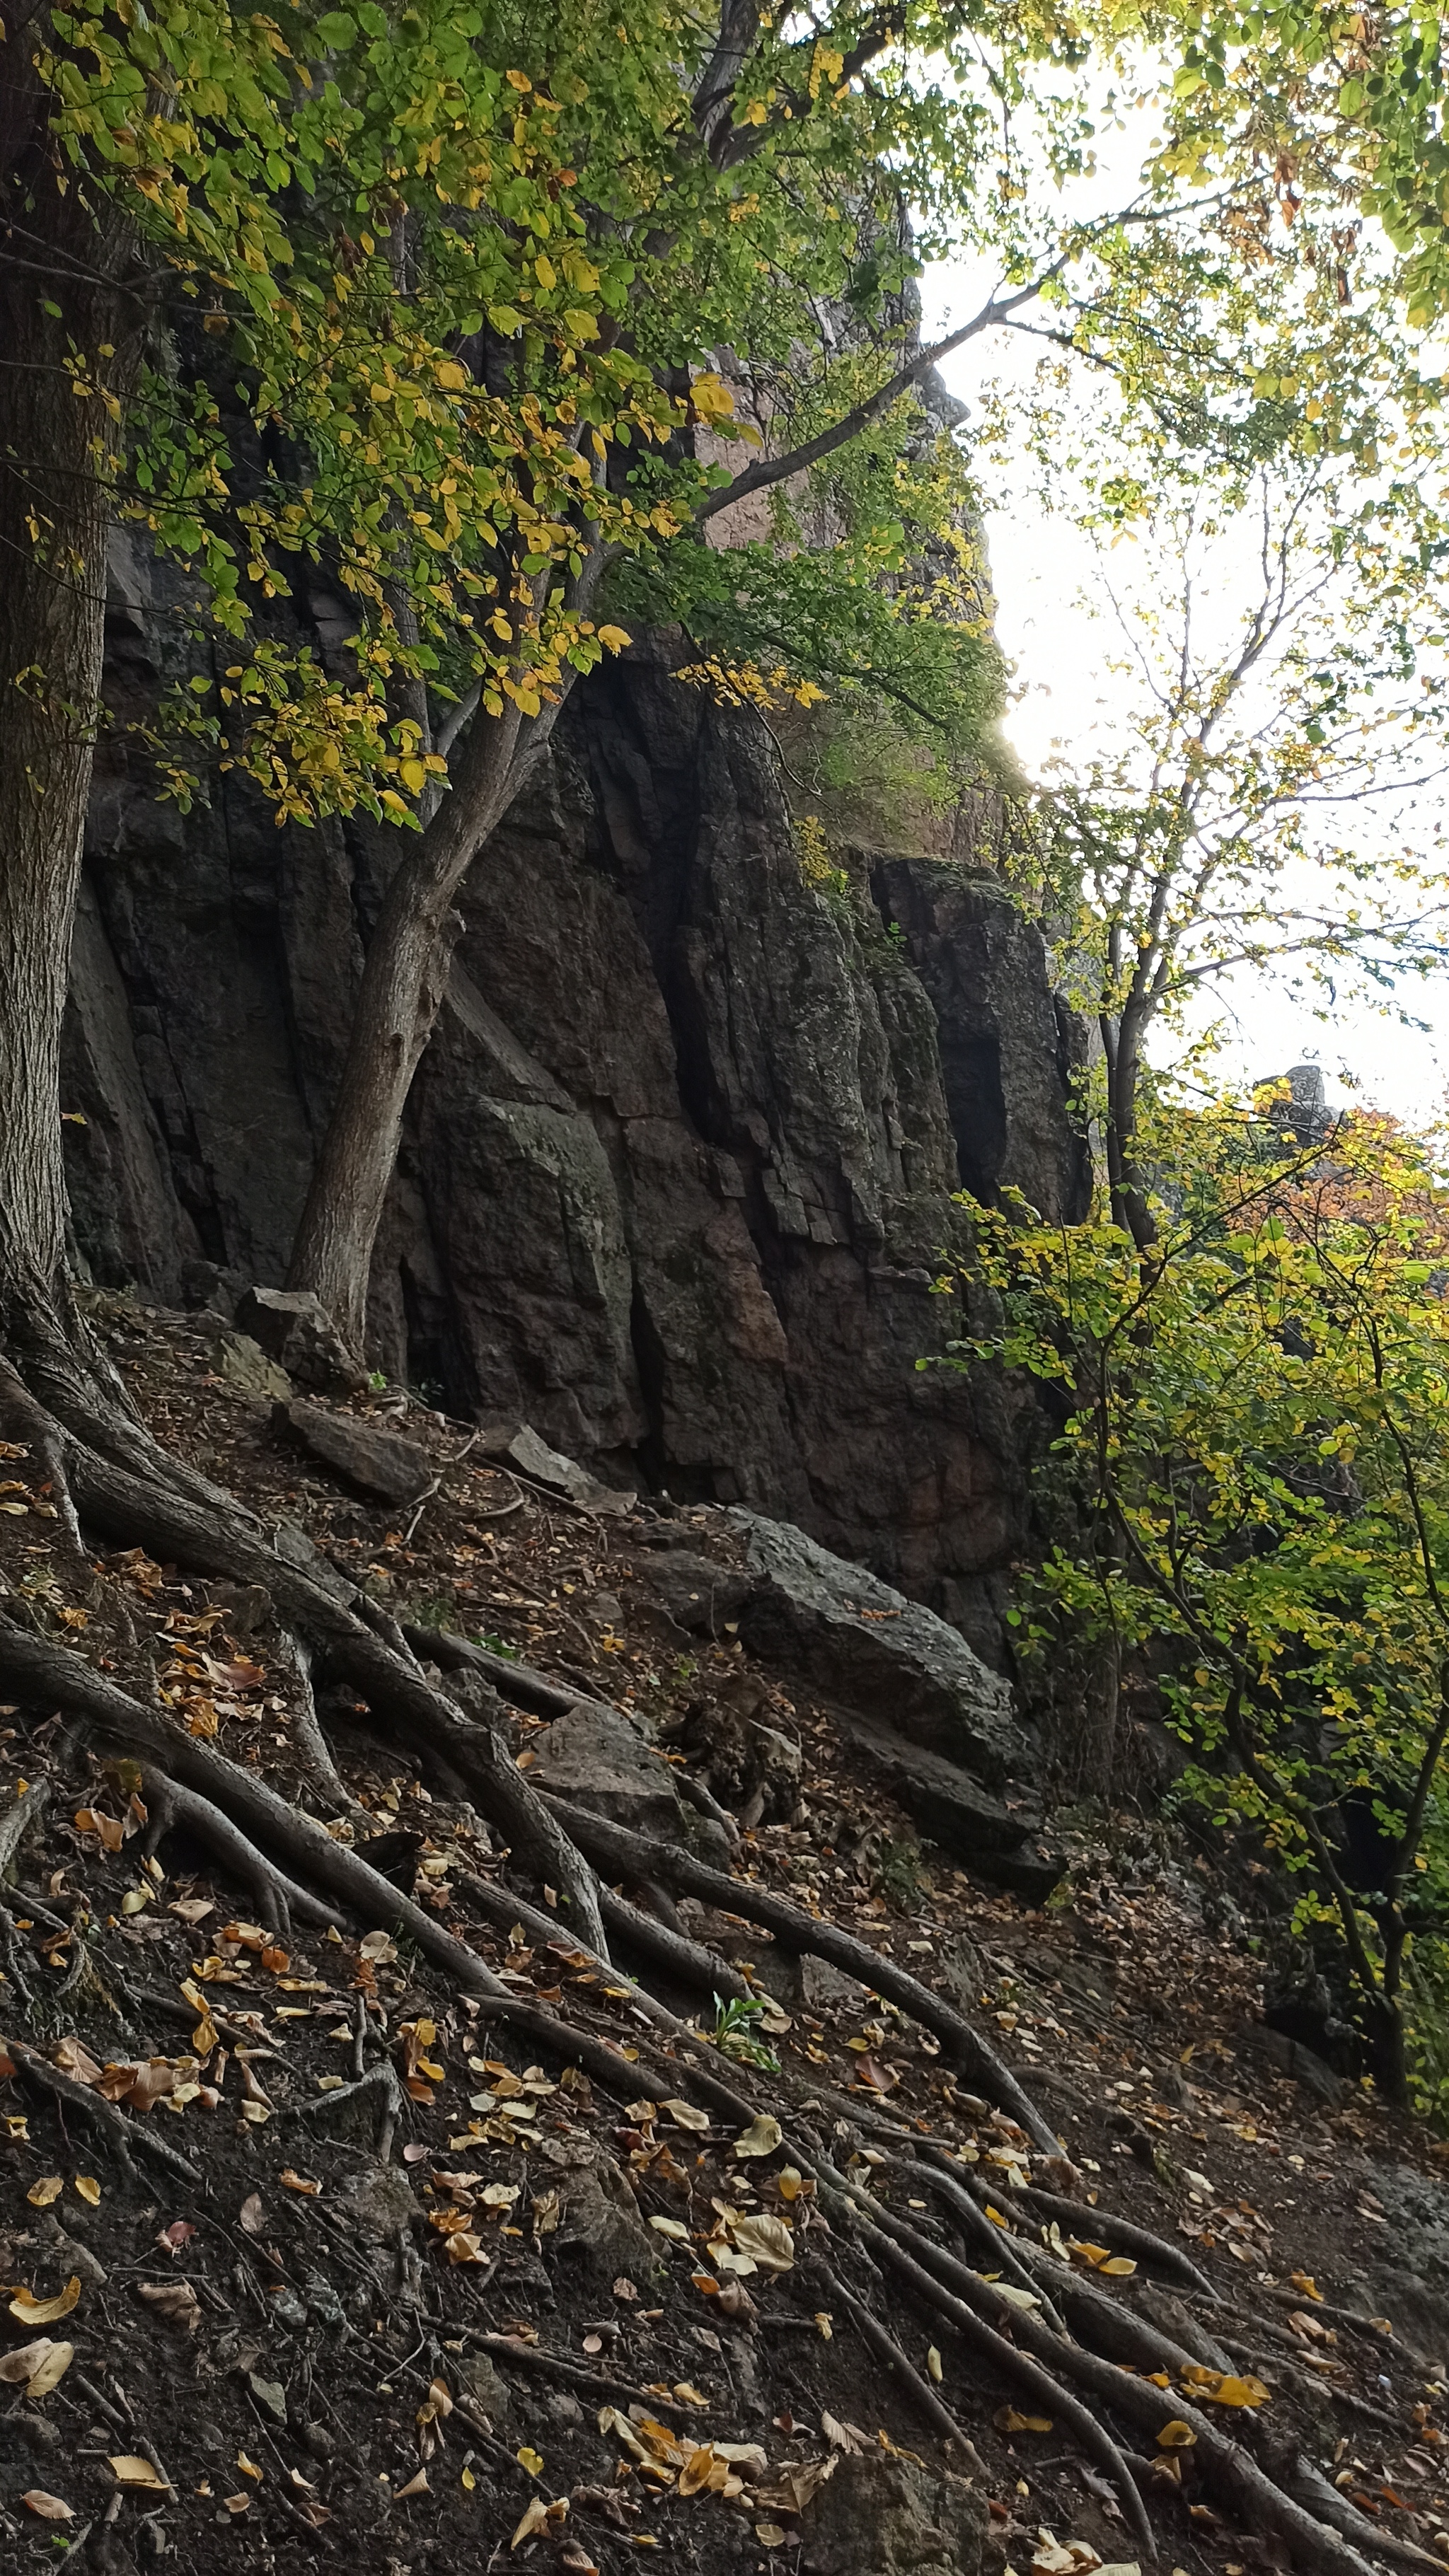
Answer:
944 1091 1449 2106
14 0 1448 828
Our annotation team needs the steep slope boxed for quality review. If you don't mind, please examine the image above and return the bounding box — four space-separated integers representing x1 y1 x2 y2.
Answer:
0 1299 1437 2576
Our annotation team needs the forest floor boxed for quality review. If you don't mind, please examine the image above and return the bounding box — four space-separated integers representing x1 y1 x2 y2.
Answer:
0 1287 1443 2576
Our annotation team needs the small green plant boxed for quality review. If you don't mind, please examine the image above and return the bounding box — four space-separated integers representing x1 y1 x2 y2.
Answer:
710 1992 781 2073
367 1369 388 1393
871 1834 926 1913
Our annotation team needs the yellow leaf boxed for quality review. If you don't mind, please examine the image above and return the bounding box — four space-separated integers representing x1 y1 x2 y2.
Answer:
517 2447 545 2477
237 2453 262 2481
27 2178 63 2208
662 2099 710 2132
11 2278 81 2326
995 2407 1053 2434
596 625 631 654
110 2456 167 2488
512 2495 550 2548
649 2215 691 2241
399 758 427 795
461 2466 477 2491
732 2114 782 2159
1157 2421 1197 2449
1291 2271 1323 2302
74 2177 100 2208
536 255 557 291
436 361 468 391
926 2346 943 2384
25 2340 74 2399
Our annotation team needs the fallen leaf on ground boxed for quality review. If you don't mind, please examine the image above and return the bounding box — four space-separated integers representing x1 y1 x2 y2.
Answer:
663 2099 710 2132
10 2278 80 2325
733 2114 783 2159
21 2490 73 2521
25 2178 62 2208
24 2340 74 2398
0 2338 67 2390
395 2469 429 2499
995 2407 1053 2434
1157 2421 1197 2449
279 2169 321 2196
137 2280 201 2333
238 2195 265 2235
110 2457 168 2488
727 2213 794 2272
74 2177 100 2207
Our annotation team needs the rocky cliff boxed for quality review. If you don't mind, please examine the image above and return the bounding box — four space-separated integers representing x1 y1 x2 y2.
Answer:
63 604 1087 1643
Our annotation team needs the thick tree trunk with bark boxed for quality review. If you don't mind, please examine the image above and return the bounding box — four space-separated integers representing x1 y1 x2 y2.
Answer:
285 692 550 1353
0 28 134 1350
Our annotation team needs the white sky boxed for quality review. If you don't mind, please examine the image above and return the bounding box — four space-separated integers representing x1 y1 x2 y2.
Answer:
916 174 1449 1129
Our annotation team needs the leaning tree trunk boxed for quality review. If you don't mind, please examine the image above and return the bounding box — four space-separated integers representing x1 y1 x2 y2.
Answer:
285 685 564 1354
0 41 134 1356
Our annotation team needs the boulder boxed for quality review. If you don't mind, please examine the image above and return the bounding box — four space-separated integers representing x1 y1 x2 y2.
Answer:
236 1284 368 1394
1235 2020 1346 2108
337 2162 420 2242
552 2149 659 2294
529 1701 733 1865
273 1399 433 1506
837 1714 1062 1902
799 2447 983 2576
728 1511 1027 1783
641 1548 752 1635
213 1331 291 1402
506 1424 636 1516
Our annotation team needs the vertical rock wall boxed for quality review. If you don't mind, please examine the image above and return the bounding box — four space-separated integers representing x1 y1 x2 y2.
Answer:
63 620 1087 1640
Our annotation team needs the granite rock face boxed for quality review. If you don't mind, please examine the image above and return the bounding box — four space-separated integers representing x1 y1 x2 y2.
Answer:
65 598 1087 1641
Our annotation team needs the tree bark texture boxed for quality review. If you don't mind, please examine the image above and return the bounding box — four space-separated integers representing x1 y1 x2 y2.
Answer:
283 691 542 1354
0 21 134 1342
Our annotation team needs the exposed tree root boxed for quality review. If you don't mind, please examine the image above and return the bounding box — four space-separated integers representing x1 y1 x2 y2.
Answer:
403 1621 579 1719
1286 2456 1449 2571
0 1774 50 1883
4 2031 202 2185
875 2152 1059 2314
0 1367 1406 2576
815 2259 983 2458
598 1881 752 2000
278 1630 357 1812
536 1797 1058 2147
299 2060 404 2162
464 2330 710 2422
137 1764 338 1936
0 1613 520 2004
820 2178 1156 2555
1017 2179 1218 2299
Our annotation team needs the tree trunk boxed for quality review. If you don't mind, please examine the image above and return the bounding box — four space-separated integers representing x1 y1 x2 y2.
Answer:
0 37 134 1352
284 681 575 1353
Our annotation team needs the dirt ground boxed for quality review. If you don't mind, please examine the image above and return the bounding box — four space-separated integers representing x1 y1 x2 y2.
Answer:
0 1289 1443 2576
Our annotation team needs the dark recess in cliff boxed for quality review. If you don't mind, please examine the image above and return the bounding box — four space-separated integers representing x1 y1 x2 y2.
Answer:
63 602 1087 1648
